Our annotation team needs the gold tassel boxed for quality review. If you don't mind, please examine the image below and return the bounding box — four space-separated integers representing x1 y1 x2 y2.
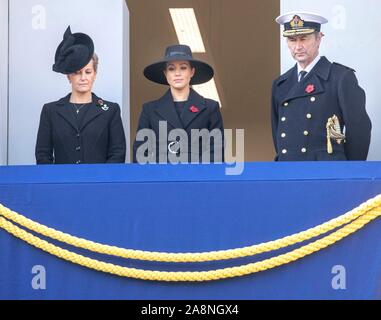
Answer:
326 115 346 154
326 122 333 154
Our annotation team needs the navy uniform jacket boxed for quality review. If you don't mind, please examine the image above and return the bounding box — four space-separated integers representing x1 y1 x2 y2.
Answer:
271 56 372 161
35 93 126 164
133 88 224 163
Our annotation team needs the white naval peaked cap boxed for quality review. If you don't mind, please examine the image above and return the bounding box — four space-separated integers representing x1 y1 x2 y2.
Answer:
275 12 328 37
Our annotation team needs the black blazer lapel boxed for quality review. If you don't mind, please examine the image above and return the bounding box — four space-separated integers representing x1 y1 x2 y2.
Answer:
180 89 207 129
56 94 78 132
282 74 325 104
313 56 332 81
276 65 299 103
281 58 331 104
79 93 105 131
154 90 184 129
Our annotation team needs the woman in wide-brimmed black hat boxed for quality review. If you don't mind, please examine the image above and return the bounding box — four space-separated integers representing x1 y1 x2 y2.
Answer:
133 44 224 164
35 26 126 164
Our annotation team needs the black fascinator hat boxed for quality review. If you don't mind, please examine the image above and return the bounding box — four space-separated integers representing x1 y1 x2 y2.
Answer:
52 26 94 74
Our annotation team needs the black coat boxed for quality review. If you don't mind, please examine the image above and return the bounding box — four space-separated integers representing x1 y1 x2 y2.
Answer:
133 89 224 163
35 93 126 164
271 56 372 161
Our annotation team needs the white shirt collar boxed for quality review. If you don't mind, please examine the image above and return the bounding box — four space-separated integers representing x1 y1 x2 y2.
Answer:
297 55 321 78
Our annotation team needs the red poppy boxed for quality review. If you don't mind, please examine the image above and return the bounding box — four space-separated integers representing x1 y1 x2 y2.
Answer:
190 105 199 113
305 84 315 94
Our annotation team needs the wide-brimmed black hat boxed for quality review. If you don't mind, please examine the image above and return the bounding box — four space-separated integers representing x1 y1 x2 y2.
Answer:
52 26 94 74
143 45 214 85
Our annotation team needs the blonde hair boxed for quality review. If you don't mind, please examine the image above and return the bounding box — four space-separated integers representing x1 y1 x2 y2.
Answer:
92 53 99 72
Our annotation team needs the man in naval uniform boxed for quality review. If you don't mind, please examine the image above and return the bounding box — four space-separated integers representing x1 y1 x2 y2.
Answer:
271 12 372 161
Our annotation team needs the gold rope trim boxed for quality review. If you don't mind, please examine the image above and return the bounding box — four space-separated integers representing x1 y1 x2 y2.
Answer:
0 207 379 282
0 195 380 281
283 28 316 37
1 195 380 263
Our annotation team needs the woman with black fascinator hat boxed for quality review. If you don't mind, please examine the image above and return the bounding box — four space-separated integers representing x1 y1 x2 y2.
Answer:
133 44 224 164
35 26 126 164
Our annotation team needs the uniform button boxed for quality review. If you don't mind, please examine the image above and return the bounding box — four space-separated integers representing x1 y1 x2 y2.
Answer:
281 117 286 122
76 160 81 164
76 133 80 138
306 113 312 119
281 133 286 138
76 146 81 151
310 97 316 102
301 148 307 153
304 131 309 136
282 149 287 154
283 102 289 107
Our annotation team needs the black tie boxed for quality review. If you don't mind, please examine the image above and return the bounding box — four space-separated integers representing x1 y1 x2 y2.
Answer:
299 71 307 82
